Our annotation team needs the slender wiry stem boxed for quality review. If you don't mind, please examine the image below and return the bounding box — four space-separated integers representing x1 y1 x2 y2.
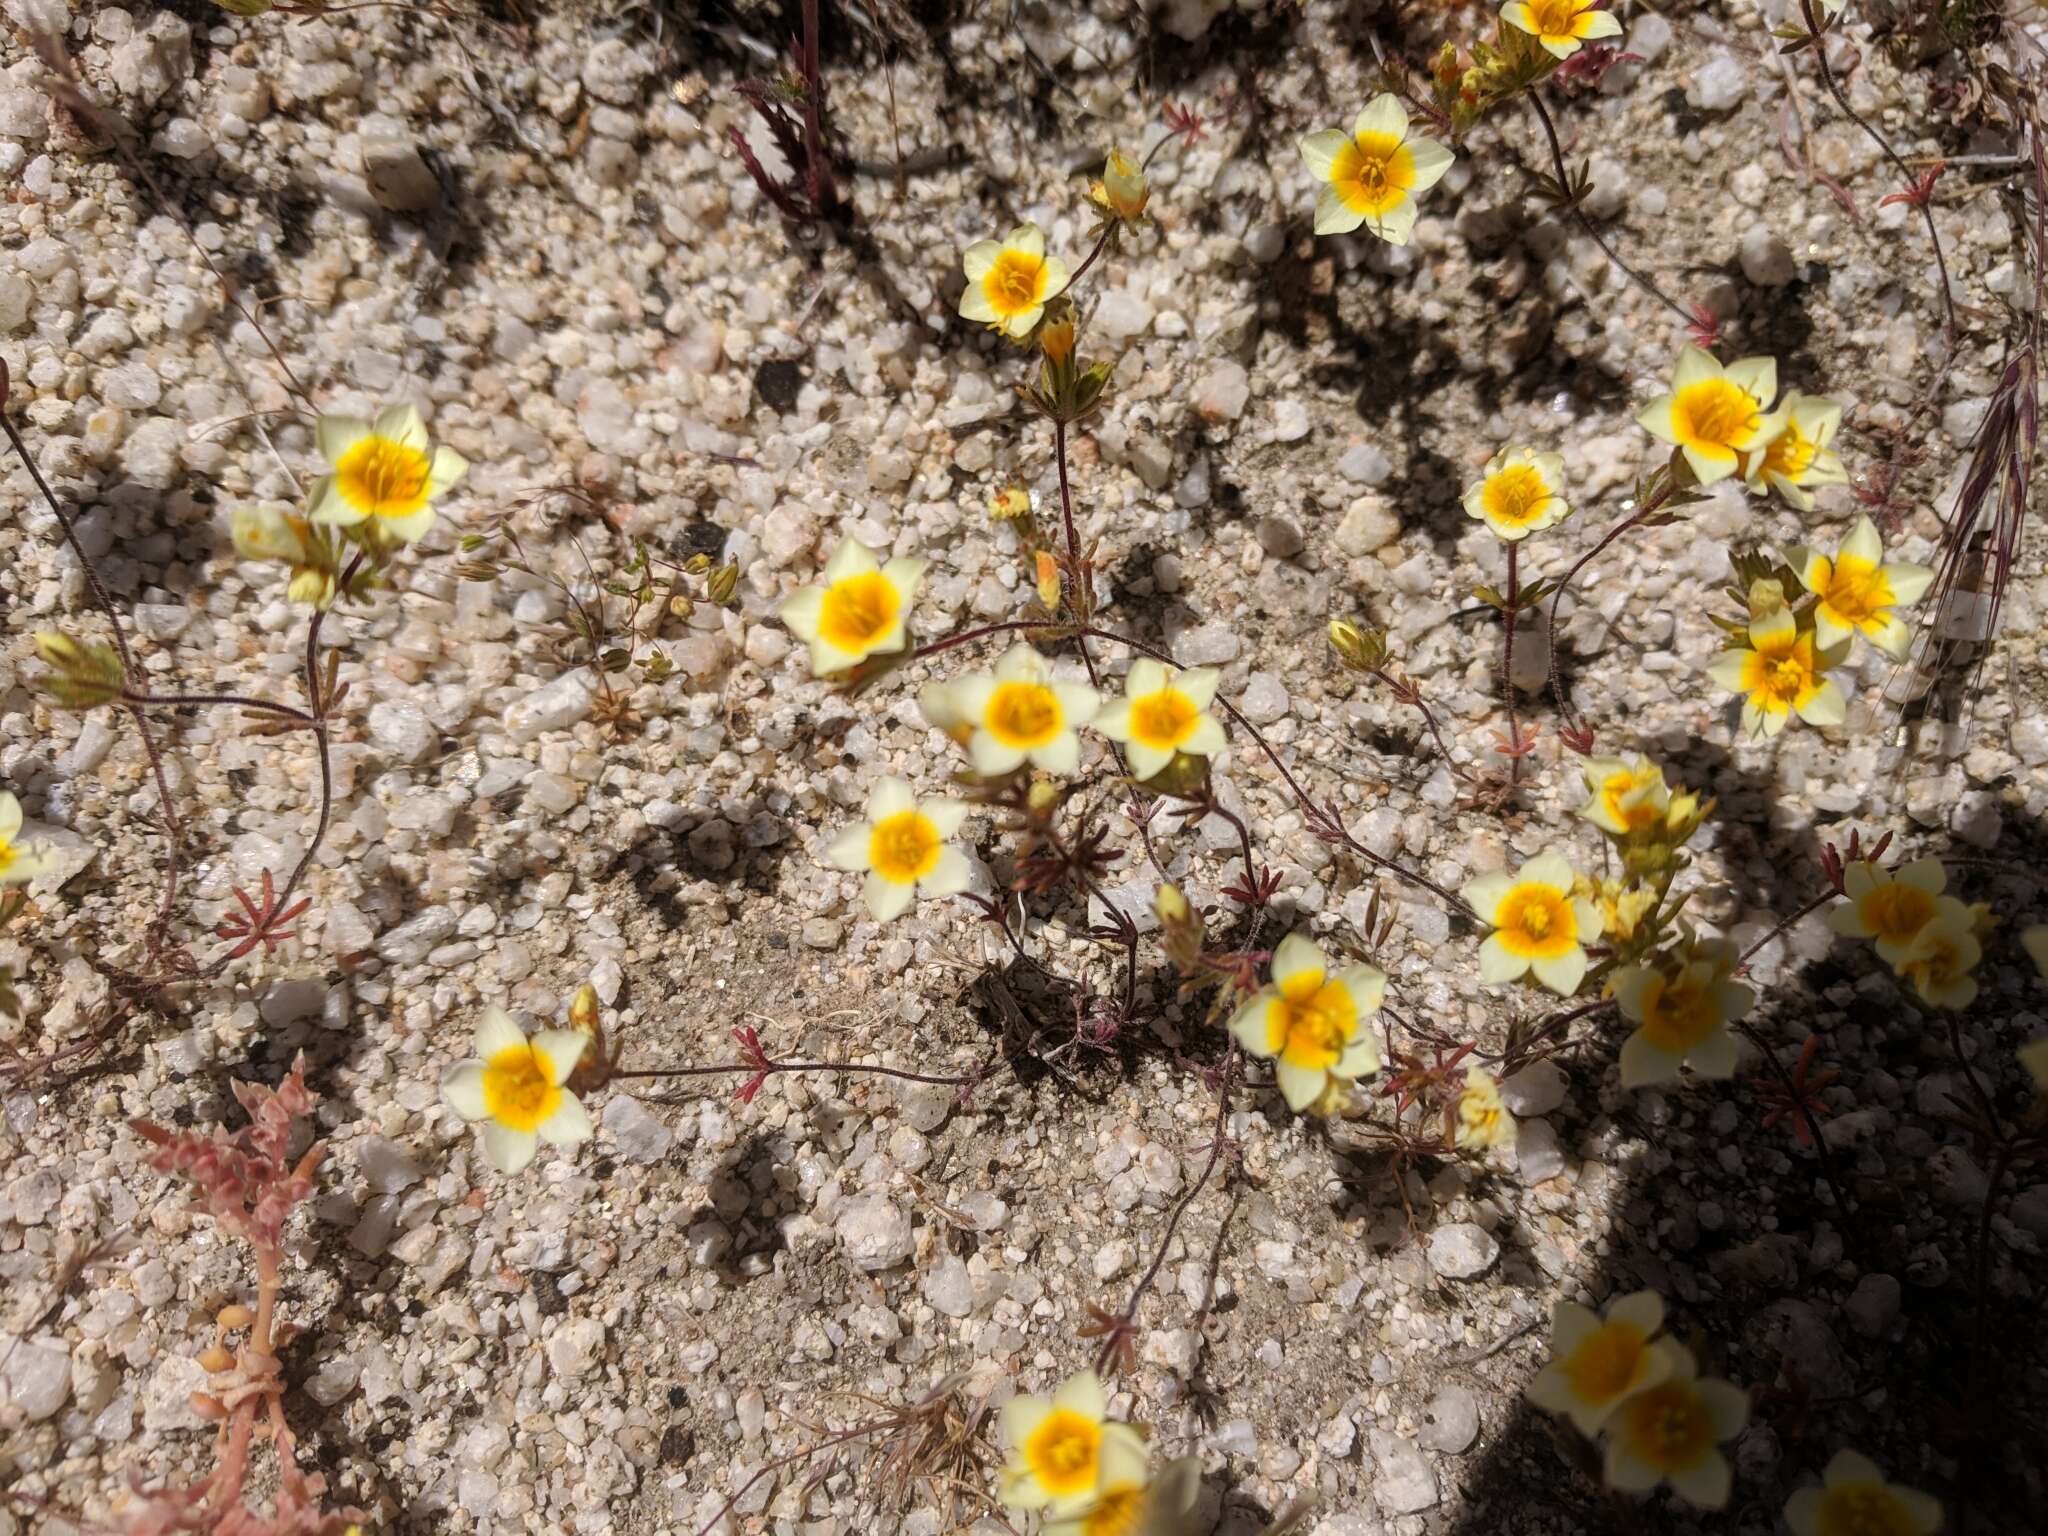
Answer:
613 1059 990 1088
124 690 316 725
1502 540 1524 783
1735 888 1836 973
1545 474 1680 738
1525 92 1693 327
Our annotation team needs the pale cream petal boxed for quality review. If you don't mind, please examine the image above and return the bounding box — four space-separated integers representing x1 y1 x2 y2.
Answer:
305 474 362 526
1866 615 1912 660
1275 1058 1326 1111
378 508 436 545
1724 355 1778 406
1577 8 1623 37
1885 561 1936 606
1315 186 1367 237
475 1006 526 1059
1037 254 1070 303
780 584 824 641
1050 1369 1104 1421
1334 1030 1381 1078
1270 933 1326 990
373 403 428 450
1335 964 1386 1013
1898 1488 1943 1533
1406 135 1454 192
1353 93 1408 142
1671 345 1717 391
823 538 879 583
1608 1290 1664 1335
1784 1488 1823 1536
1298 129 1353 181
1001 303 1045 339
882 557 928 599
1610 966 1657 1021
480 1120 538 1174
961 240 1001 280
1126 657 1169 698
1550 1300 1600 1353
866 775 916 821
1461 871 1516 917
1668 1451 1732 1510
1697 1380 1749 1438
1181 716 1227 757
920 846 973 898
0 794 18 842
865 871 917 922
1000 1393 1053 1449
1052 681 1102 728
922 797 970 837
1897 857 1947 894
538 1090 593 1146
824 822 870 870
1501 1 1538 34
959 286 999 323
1006 224 1046 260
995 643 1049 682
1635 395 1678 442
1366 198 1418 247
441 1061 487 1120
1604 1438 1662 1493
1796 680 1846 728
1096 1425 1149 1488
1748 605 1798 651
1029 730 1081 776
1093 700 1134 743
1841 517 1884 566
1126 741 1173 780
1620 1030 1682 1088
316 415 372 465
1822 1450 1882 1487
1227 990 1278 1057
1478 933 1529 983
1521 850 1576 890
1530 946 1588 996
531 1029 589 1086
970 733 1028 777
1688 1028 1739 1079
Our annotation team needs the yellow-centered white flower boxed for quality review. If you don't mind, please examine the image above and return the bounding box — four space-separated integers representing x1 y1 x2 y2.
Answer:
1601 1341 1748 1509
999 1370 1146 1513
1042 1456 1202 1536
960 224 1071 339
1784 1450 1942 1536
1501 0 1624 58
1227 933 1385 1113
779 539 928 677
1705 608 1847 740
440 1008 592 1174
1744 391 1848 510
1525 1289 1672 1436
1792 517 1933 660
923 643 1100 777
1462 850 1603 996
1825 857 1948 965
1092 659 1226 780
0 793 51 887
1613 937 1752 1088
1635 346 1785 485
1576 755 1671 837
1895 904 1980 1011
307 404 467 544
1462 445 1571 541
1455 1068 1516 1150
824 776 972 923
1298 94 1454 246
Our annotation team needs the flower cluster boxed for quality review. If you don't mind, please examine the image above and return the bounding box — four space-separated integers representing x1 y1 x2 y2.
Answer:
1827 856 1989 1010
231 404 467 609
999 1370 1198 1536
1526 1290 1748 1509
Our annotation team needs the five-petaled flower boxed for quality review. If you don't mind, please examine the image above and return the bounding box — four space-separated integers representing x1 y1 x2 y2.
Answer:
1794 517 1934 660
440 1008 593 1174
1092 659 1227 781
307 405 467 544
1636 346 1784 485
1042 1456 1202 1536
824 775 974 922
1299 94 1454 246
1577 754 1670 837
1825 857 1948 964
1454 1068 1516 1149
1463 850 1604 995
1744 391 1848 510
1613 936 1752 1088
1784 1450 1942 1536
1228 933 1385 1112
1501 0 1624 59
0 793 51 888
960 224 1071 339
1601 1341 1748 1509
780 538 928 677
1462 445 1572 541
231 503 342 608
923 643 1101 777
1706 608 1847 739
999 1370 1146 1513
1525 1289 1671 1436
1896 906 1981 1010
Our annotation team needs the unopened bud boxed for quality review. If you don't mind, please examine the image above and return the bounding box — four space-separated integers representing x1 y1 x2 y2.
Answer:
34 630 125 709
216 1303 254 1330
706 561 740 607
1034 550 1062 610
991 485 1034 523
198 1346 234 1373
1326 619 1387 673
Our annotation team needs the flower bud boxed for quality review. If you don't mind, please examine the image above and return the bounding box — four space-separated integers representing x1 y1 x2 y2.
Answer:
1326 618 1388 673
34 631 125 709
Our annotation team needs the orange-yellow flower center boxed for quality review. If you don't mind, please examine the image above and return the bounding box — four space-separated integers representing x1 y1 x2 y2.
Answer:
1268 973 1357 1068
1816 557 1891 627
983 250 1049 317
985 681 1062 748
1483 464 1553 528
482 1045 560 1133
1129 688 1198 751
1762 421 1818 481
335 435 432 519
1563 1321 1648 1403
868 809 940 885
0 841 17 878
1024 1410 1100 1498
1860 883 1935 946
1496 884 1578 959
1602 770 1661 830
1672 378 1762 456
1617 1381 1715 1469
818 571 900 654
1331 134 1415 216
1639 969 1721 1053
1906 931 1970 988
1082 1485 1146 1536
1740 633 1817 711
1815 1482 1919 1536
1530 0 1585 38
